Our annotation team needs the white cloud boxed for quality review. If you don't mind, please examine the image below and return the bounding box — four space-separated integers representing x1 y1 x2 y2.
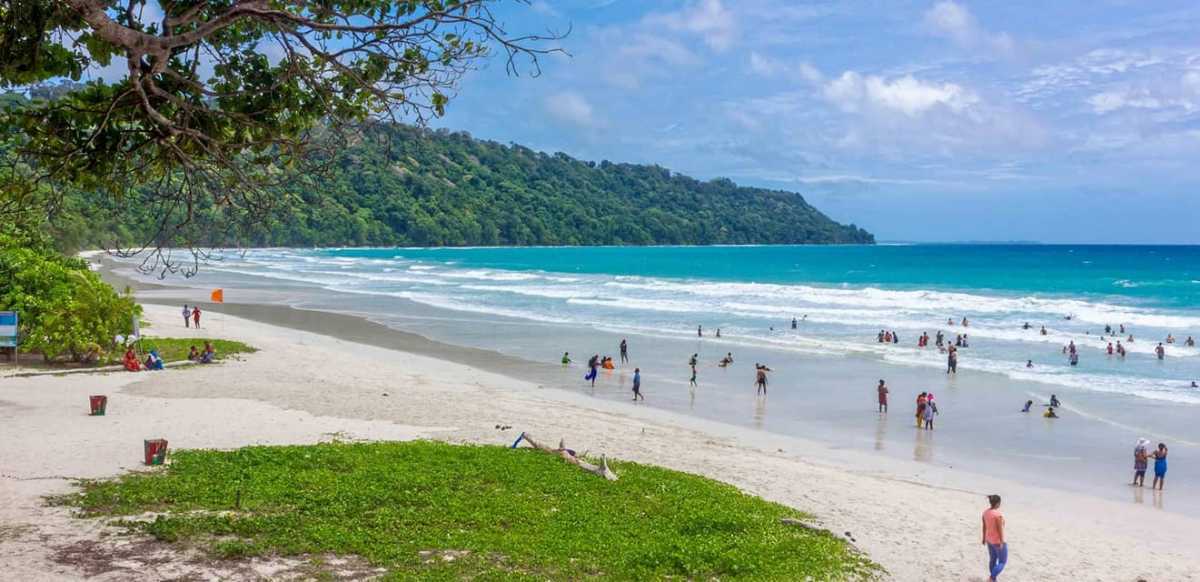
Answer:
923 1 1015 57
823 72 979 116
644 0 736 52
748 52 822 82
544 91 599 127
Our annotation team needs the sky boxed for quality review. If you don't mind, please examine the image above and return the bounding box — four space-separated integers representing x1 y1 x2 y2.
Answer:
424 0 1200 244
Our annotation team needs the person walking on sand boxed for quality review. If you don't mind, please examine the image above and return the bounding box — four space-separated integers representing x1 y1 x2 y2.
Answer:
1133 438 1150 487
877 380 889 413
689 356 698 388
619 339 628 364
192 305 201 328
982 495 1007 582
182 304 192 328
632 368 644 401
1151 443 1168 490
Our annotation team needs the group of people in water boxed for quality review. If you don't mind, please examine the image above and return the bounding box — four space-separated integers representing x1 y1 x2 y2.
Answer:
569 331 777 401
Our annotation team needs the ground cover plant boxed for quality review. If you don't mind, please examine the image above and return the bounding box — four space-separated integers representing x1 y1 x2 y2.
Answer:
63 441 879 580
136 338 256 364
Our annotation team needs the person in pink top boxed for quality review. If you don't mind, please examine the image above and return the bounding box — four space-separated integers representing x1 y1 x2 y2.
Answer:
982 494 1007 581
192 305 202 328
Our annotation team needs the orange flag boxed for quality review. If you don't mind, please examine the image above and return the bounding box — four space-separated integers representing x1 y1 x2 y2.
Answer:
210 288 224 303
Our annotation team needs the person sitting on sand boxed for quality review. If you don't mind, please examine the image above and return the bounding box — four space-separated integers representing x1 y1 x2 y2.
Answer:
602 357 615 370
1021 400 1033 412
123 347 141 372
144 350 164 371
200 342 216 364
1043 407 1058 419
187 346 200 361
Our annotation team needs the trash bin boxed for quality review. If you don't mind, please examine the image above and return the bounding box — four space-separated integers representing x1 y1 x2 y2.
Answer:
144 439 169 465
89 395 107 416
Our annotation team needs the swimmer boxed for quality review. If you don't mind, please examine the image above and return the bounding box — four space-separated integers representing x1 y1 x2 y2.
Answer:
1040 326 1048 336
1155 343 1165 360
1023 322 1031 330
1026 360 1033 368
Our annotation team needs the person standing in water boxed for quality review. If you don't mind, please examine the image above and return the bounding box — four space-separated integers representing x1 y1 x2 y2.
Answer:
981 495 1007 582
715 328 721 338
1155 343 1165 360
561 352 571 365
1133 438 1150 487
754 364 770 395
947 347 958 374
585 354 600 387
619 339 628 364
915 392 927 428
877 380 889 413
697 325 703 337
791 317 798 330
632 368 644 401
182 304 192 328
924 395 938 430
1151 443 1168 490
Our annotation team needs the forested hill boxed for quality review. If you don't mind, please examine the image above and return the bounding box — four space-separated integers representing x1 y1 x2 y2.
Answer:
52 123 873 248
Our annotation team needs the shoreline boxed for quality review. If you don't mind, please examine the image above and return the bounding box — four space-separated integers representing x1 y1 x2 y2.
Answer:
2 299 1199 579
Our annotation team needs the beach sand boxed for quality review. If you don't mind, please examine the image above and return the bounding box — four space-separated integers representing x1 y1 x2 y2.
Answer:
2 303 1197 580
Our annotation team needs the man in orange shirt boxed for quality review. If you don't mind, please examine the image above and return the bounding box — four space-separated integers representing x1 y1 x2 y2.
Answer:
982 494 1007 581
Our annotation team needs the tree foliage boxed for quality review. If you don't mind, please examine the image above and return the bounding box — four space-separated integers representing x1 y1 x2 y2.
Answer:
0 0 556 254
53 123 873 268
0 220 141 361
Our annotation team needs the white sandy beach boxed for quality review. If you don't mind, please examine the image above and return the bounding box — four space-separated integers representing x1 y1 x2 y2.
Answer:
2 302 1197 581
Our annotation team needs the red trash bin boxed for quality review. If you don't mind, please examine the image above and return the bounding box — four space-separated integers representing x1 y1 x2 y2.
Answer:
144 439 169 465
89 395 107 416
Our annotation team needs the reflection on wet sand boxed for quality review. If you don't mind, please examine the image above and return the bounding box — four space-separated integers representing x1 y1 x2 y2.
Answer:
753 395 766 430
875 415 887 451
914 428 933 463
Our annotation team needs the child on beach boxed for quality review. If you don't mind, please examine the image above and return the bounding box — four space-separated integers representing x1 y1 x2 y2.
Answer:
182 304 192 328
877 380 888 413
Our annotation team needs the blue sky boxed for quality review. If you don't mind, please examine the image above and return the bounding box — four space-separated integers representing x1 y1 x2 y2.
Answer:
428 0 1200 243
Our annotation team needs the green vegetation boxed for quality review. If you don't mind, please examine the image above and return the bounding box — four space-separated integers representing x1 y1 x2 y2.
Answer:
0 221 140 362
136 338 256 363
52 123 873 250
64 441 878 580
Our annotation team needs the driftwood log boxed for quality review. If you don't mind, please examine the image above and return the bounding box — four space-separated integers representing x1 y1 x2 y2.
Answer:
515 432 619 481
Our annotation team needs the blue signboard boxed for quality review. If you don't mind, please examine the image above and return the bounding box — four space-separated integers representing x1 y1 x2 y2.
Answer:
0 311 17 348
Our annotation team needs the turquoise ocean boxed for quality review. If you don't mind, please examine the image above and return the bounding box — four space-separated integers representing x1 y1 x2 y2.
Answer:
132 244 1200 513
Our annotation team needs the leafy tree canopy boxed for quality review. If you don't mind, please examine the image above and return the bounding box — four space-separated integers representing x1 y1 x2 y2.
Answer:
0 0 556 241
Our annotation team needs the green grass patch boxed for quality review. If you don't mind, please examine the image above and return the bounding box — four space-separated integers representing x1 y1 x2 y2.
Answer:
136 338 256 363
61 441 879 580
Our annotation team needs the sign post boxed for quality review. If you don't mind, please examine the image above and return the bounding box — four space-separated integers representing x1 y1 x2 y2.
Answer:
0 311 17 364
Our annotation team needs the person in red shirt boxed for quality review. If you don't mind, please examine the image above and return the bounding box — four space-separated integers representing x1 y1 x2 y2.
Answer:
982 494 1007 581
192 306 202 328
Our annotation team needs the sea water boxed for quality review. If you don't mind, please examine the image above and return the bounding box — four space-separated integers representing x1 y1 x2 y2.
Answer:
126 245 1200 514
